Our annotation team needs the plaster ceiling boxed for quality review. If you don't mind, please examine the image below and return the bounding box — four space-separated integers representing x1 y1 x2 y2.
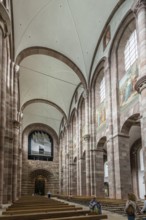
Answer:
12 0 123 135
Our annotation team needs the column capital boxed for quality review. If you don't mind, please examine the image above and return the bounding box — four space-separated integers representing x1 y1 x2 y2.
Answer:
133 0 146 15
13 120 20 129
0 3 11 36
82 134 90 141
83 90 88 100
14 64 20 75
135 75 146 93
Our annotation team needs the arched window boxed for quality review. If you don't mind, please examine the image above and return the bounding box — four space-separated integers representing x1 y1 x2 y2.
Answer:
28 130 53 161
100 77 105 103
104 161 108 178
95 70 106 127
124 30 138 72
139 148 144 171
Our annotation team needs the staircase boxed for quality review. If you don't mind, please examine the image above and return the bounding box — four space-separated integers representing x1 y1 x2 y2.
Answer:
56 195 144 217
101 200 143 216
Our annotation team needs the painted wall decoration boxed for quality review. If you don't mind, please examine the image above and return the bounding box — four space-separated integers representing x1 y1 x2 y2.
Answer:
96 102 106 127
119 62 138 107
28 131 53 161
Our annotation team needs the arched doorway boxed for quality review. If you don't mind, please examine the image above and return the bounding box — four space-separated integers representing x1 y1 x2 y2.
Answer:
35 175 45 195
104 182 109 197
121 114 143 198
138 148 145 198
131 139 145 199
104 160 109 197
81 151 86 195
29 169 53 195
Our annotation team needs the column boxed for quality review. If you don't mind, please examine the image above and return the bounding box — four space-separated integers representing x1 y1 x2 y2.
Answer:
65 128 69 195
12 64 20 202
83 92 91 195
89 86 96 196
113 133 132 199
77 108 82 195
91 147 104 197
134 0 146 189
12 120 20 201
0 6 10 204
104 58 116 198
0 27 5 208
68 125 73 195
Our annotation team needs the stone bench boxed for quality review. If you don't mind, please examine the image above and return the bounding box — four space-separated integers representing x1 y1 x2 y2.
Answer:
0 210 91 220
3 206 83 215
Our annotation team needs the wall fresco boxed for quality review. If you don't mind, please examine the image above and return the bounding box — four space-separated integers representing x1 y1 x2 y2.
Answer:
119 62 138 107
97 102 106 127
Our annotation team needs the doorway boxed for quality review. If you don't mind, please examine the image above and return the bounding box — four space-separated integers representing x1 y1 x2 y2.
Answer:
35 176 45 195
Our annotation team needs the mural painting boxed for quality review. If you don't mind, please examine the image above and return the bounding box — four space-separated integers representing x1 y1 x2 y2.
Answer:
97 102 106 127
119 62 138 107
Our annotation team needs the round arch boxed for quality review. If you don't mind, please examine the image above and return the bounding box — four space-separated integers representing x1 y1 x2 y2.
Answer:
15 46 87 90
21 98 67 122
121 113 140 134
29 169 52 182
22 123 59 144
89 57 106 90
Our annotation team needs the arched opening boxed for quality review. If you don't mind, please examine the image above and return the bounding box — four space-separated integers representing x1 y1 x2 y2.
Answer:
104 182 109 197
70 110 78 195
130 139 145 199
138 148 145 198
104 156 109 197
35 175 45 195
29 169 52 196
121 114 142 198
95 137 106 197
72 157 77 195
94 69 106 128
81 151 86 195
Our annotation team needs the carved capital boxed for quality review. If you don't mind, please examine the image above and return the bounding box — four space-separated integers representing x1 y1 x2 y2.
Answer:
135 75 146 93
0 3 11 36
82 134 90 141
14 64 20 75
83 90 88 99
13 120 20 129
133 0 146 15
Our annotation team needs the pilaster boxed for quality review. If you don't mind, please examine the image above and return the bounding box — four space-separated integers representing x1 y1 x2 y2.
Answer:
91 147 104 197
104 58 116 198
12 64 20 202
112 133 132 199
134 0 146 193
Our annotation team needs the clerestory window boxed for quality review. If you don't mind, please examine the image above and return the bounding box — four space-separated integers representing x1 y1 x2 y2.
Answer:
100 77 105 103
124 30 138 72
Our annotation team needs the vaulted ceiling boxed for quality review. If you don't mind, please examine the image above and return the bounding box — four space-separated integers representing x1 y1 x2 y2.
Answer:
12 0 124 135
